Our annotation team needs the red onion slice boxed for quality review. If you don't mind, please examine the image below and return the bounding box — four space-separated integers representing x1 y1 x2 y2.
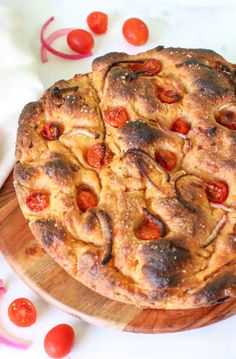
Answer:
40 17 92 62
41 27 74 63
200 215 226 248
0 334 31 350
210 202 233 212
0 279 5 295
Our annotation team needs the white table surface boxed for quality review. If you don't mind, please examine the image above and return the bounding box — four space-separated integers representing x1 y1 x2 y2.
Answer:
1 0 236 358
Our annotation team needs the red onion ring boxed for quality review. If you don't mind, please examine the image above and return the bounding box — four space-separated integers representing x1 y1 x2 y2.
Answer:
0 334 31 350
0 279 6 295
41 27 74 63
40 17 92 62
200 215 226 248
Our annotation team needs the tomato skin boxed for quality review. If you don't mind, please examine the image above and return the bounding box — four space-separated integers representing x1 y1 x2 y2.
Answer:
86 143 112 168
8 298 37 327
87 11 108 35
158 89 182 104
105 107 128 128
171 119 190 134
67 29 94 54
156 149 176 171
206 181 228 204
122 18 149 46
77 189 98 212
44 324 75 359
129 59 161 75
136 220 162 240
26 192 49 212
41 123 63 141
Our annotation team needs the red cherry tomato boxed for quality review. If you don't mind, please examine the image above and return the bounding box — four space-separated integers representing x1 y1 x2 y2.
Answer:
86 143 112 168
67 29 94 54
122 18 149 46
158 89 182 104
8 298 37 327
41 123 63 141
171 119 190 134
136 220 162 240
129 59 161 76
77 189 98 212
156 149 176 171
87 11 108 35
206 181 228 204
105 107 128 128
26 192 49 212
44 324 75 359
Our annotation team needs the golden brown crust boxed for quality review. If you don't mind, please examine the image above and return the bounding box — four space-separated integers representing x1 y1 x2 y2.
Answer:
14 47 236 309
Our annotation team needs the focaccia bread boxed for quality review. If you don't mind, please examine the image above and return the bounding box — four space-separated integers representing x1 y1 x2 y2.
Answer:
14 47 236 309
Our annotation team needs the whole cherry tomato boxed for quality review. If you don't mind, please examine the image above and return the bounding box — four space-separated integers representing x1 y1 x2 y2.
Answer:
67 29 94 54
87 11 108 35
122 18 149 46
44 324 75 359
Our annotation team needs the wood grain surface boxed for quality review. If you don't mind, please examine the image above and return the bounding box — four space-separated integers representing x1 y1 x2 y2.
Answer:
0 173 236 333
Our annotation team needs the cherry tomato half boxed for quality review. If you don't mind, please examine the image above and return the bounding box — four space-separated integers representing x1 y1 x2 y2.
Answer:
171 119 190 134
216 109 236 130
44 324 75 359
86 143 112 168
77 189 98 212
67 29 94 54
26 192 49 212
8 298 37 327
41 123 63 141
206 181 228 204
105 107 128 128
129 59 161 76
156 149 176 171
122 18 149 46
136 220 162 240
157 89 182 104
87 11 108 35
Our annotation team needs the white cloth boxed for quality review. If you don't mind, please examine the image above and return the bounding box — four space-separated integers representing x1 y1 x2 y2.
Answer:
1 0 236 188
0 4 43 187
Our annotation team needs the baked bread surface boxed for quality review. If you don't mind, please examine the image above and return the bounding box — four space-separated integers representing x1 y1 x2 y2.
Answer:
14 47 236 309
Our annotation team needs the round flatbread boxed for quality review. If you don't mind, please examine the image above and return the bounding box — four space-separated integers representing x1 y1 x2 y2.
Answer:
14 47 236 309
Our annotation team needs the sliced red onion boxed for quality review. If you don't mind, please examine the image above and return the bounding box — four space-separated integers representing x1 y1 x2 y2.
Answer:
136 158 164 193
85 209 113 265
41 27 73 63
156 123 188 140
0 334 31 350
210 202 233 212
200 215 226 248
123 148 170 182
40 17 92 62
95 210 113 265
174 174 197 213
0 279 6 295
65 127 100 139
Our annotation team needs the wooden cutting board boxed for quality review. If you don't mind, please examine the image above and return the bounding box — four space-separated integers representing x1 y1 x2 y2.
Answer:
1 173 236 333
